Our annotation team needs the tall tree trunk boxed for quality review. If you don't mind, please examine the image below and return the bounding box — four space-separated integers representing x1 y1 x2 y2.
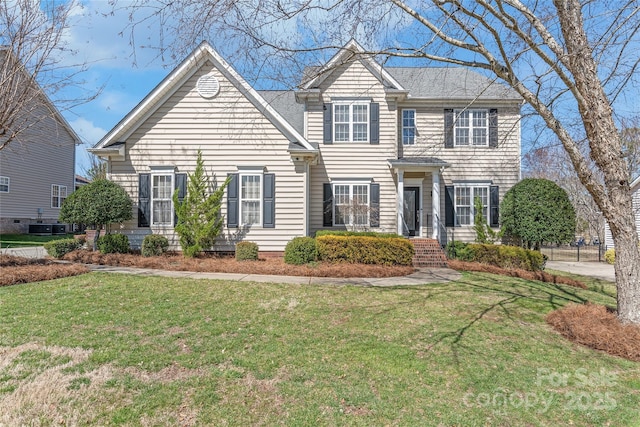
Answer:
555 0 640 323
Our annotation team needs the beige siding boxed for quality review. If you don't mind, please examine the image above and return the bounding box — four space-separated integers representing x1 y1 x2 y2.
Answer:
0 102 76 233
605 185 640 249
307 60 398 235
108 61 306 251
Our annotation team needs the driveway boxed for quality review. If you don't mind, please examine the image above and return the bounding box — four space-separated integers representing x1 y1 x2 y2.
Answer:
546 261 615 282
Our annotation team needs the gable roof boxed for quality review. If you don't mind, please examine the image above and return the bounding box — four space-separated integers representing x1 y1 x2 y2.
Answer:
94 41 316 152
259 90 305 135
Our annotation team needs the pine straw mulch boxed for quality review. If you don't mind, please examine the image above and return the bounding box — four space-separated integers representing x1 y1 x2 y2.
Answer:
0 254 89 287
547 303 640 362
61 250 416 278
447 259 587 289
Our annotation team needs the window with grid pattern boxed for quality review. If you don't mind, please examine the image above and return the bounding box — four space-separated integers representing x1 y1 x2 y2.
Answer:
51 184 67 208
334 102 369 142
241 174 261 225
402 110 415 145
454 109 488 146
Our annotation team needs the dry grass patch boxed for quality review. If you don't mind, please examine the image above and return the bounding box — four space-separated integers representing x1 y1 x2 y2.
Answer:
547 303 640 362
62 250 415 278
0 254 89 287
447 259 587 289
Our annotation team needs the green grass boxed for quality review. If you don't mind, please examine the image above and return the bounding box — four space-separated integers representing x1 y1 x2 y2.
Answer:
0 233 75 248
1 272 638 425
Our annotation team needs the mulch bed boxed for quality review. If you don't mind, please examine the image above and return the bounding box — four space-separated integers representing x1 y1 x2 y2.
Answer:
0 254 89 287
447 259 587 289
547 303 640 362
61 250 416 278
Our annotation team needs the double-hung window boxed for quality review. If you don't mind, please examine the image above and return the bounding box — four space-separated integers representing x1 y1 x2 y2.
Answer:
334 102 369 142
402 110 416 145
240 174 262 225
454 109 488 146
0 176 9 193
333 183 370 226
152 174 173 225
455 185 489 225
51 184 67 208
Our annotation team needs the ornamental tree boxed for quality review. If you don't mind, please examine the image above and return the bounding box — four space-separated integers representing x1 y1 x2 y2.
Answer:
501 178 576 250
173 150 230 257
59 179 133 249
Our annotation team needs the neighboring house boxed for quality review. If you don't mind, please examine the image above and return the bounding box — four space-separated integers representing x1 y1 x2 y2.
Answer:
604 175 640 249
0 49 81 234
90 40 521 252
75 175 90 190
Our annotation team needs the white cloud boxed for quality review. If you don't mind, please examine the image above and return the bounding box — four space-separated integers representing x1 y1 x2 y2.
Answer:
69 117 107 146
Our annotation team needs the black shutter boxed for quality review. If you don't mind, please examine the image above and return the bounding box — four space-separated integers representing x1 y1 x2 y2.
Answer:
444 109 454 148
323 183 333 227
370 183 380 227
370 103 379 144
445 185 455 227
138 174 150 228
174 173 187 226
489 108 498 148
227 173 239 228
490 185 500 228
263 173 275 228
323 103 333 144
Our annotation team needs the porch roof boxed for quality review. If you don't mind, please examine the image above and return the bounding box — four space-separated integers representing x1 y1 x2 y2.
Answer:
387 157 450 171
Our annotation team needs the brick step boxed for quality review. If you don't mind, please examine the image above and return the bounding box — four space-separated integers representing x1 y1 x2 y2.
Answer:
411 238 448 268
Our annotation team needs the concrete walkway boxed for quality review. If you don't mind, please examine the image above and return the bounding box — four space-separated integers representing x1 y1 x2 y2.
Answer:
546 261 615 282
0 246 46 258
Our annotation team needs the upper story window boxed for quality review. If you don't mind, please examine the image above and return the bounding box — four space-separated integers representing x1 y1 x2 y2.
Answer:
0 176 9 193
152 174 173 225
454 109 488 146
51 184 67 208
240 173 262 225
334 102 369 142
402 109 416 145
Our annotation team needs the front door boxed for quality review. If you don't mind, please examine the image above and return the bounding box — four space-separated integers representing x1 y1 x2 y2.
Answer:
403 187 420 237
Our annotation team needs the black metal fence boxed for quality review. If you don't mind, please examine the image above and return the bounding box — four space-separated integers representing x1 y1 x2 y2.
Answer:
540 244 606 262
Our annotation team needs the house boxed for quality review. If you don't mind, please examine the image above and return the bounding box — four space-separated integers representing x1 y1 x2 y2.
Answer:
604 175 640 249
90 40 521 252
0 48 81 235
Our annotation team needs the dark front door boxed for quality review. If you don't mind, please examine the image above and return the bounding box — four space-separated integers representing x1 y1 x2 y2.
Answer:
403 187 420 237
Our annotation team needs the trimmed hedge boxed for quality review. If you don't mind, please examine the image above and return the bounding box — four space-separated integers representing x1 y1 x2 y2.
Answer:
236 241 259 261
44 238 83 259
284 237 318 265
97 233 130 254
315 230 403 239
316 235 414 266
446 242 545 271
142 234 169 257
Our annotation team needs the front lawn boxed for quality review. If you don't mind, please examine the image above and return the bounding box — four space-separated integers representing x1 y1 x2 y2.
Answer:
1 272 638 425
0 233 75 248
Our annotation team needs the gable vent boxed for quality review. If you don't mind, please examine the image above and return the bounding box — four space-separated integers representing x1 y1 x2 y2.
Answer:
196 73 220 98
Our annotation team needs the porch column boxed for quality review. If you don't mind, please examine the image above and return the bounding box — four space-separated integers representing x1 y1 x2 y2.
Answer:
432 172 440 240
397 170 404 236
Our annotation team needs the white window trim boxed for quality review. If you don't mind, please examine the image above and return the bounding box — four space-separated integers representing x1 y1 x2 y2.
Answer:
454 183 490 226
0 176 9 193
402 109 416 145
151 172 174 226
454 109 489 147
239 171 263 227
51 184 67 209
332 180 371 227
333 101 370 143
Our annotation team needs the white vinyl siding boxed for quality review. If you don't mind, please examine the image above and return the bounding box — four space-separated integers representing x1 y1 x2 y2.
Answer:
51 184 67 208
402 109 415 145
0 176 9 193
334 102 369 142
240 174 262 225
455 109 488 146
333 183 369 226
455 185 489 226
152 174 173 225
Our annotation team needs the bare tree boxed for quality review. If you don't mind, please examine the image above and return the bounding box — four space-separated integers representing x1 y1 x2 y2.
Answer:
0 0 95 151
120 0 640 324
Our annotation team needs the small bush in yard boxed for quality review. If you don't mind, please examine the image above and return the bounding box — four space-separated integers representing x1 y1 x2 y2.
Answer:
605 248 615 264
445 241 474 261
236 241 259 261
316 235 413 265
44 238 83 259
142 234 169 257
284 237 317 265
447 242 545 271
315 230 402 238
97 233 130 254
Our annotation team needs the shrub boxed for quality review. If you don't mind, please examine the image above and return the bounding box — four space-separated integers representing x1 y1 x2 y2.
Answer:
445 241 474 261
315 230 403 238
316 235 413 265
141 234 169 257
447 242 545 271
284 237 318 265
44 238 83 259
236 241 259 261
605 249 615 265
97 233 130 254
